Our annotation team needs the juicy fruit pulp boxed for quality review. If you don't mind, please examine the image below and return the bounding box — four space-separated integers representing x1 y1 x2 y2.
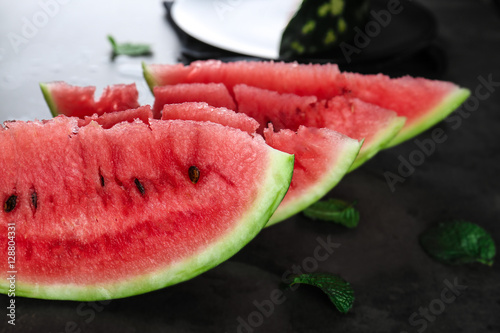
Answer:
153 83 236 119
161 102 259 135
78 105 153 128
0 115 293 300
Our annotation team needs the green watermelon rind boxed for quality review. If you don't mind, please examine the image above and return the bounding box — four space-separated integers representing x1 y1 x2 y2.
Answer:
349 116 406 171
7 149 294 301
266 138 362 226
39 82 59 117
386 87 471 147
143 62 159 94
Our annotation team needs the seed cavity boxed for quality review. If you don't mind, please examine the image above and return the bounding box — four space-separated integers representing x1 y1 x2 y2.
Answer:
115 177 125 190
99 169 105 187
189 166 200 184
134 178 145 195
4 195 17 213
31 190 38 210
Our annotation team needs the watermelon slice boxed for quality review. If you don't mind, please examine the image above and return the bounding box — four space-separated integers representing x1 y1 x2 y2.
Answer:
40 82 140 118
264 125 361 225
142 60 470 146
0 115 293 300
233 84 405 170
153 83 236 119
158 102 362 225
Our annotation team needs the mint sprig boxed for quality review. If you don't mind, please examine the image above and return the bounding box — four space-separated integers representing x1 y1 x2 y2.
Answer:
288 273 354 313
303 199 359 228
420 220 496 266
108 35 152 57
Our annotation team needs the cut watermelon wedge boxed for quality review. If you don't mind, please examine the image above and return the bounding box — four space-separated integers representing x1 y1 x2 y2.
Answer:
0 116 293 300
143 60 470 146
233 84 405 170
40 82 140 118
157 102 362 225
264 125 361 225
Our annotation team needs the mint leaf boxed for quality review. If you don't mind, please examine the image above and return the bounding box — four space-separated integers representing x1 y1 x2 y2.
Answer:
289 273 354 313
420 220 496 266
303 199 359 228
108 35 152 57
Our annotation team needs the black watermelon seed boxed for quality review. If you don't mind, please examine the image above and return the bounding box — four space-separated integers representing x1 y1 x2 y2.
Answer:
4 195 17 213
98 168 105 187
31 191 38 210
134 178 145 195
189 166 200 184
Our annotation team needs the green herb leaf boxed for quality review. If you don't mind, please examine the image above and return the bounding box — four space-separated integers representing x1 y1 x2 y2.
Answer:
420 220 496 266
108 35 152 57
289 273 354 313
303 198 359 228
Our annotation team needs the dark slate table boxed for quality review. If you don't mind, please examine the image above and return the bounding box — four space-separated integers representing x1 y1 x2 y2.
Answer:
0 1 499 332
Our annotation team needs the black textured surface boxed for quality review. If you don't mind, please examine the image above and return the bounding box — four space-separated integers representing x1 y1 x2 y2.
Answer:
0 1 499 332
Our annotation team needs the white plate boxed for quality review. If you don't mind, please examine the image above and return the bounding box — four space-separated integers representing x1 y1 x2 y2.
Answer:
171 0 301 59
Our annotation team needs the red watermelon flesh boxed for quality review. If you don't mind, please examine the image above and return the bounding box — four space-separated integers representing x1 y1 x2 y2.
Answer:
153 83 236 119
233 84 405 170
0 116 293 300
77 105 153 129
161 102 259 135
143 60 470 146
40 82 140 118
233 85 318 134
